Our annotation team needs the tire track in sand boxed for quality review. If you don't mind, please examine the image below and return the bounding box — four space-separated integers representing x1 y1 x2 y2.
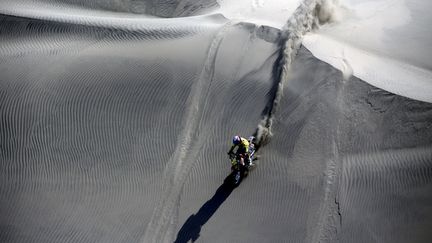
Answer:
142 22 233 243
250 1 344 242
254 0 341 146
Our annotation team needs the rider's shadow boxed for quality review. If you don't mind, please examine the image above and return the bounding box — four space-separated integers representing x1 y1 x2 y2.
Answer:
174 175 236 243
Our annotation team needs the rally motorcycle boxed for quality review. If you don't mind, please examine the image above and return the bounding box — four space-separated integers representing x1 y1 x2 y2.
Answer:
227 136 257 186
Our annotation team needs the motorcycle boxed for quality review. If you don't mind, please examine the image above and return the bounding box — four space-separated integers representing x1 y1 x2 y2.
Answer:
227 136 257 186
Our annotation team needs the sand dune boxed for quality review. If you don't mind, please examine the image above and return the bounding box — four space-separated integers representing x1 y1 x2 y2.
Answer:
0 0 219 17
1 0 432 243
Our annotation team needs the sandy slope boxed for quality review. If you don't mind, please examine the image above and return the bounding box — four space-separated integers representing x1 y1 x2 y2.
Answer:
0 0 219 17
0 12 281 242
1 1 432 243
0 13 225 242
176 47 432 243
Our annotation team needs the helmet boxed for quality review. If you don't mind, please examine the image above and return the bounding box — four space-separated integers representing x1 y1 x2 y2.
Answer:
232 135 241 145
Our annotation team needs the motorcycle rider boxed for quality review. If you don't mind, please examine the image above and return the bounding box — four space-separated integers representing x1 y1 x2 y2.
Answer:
228 135 253 167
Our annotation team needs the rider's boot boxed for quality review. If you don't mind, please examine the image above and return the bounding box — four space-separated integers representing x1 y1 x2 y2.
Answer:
247 156 254 167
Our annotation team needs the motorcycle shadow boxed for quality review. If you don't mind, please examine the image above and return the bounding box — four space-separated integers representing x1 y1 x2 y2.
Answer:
174 174 238 243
